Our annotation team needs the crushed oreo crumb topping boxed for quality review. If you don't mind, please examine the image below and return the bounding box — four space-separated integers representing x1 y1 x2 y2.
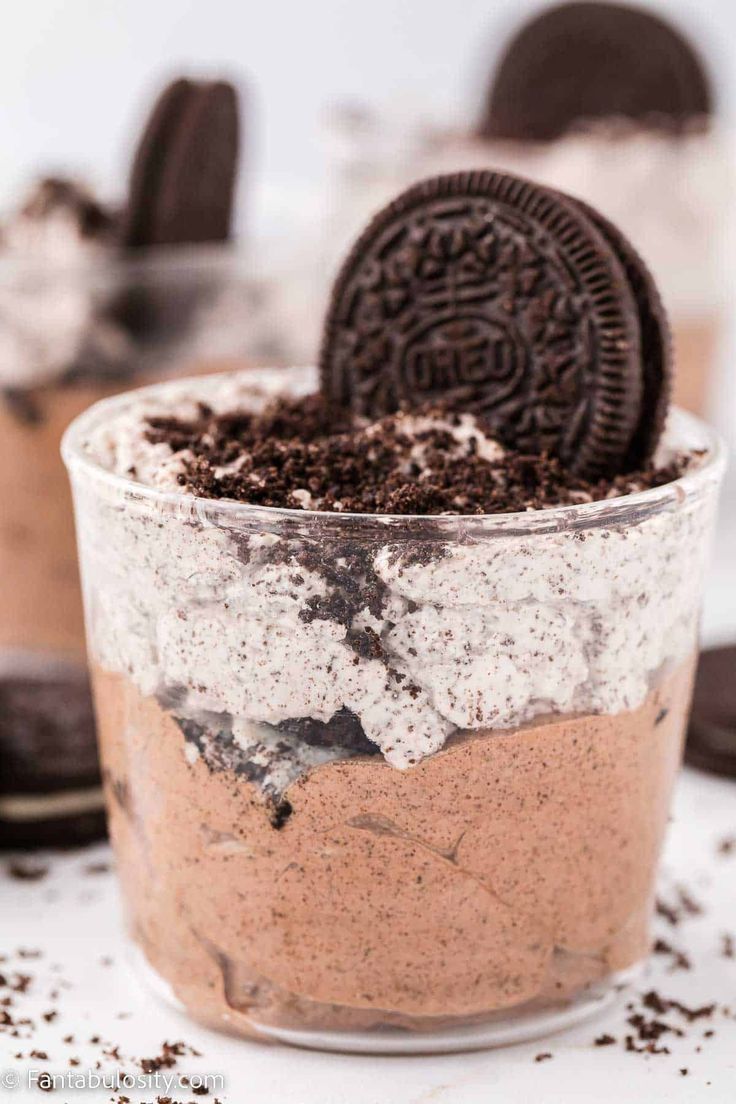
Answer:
144 393 689 516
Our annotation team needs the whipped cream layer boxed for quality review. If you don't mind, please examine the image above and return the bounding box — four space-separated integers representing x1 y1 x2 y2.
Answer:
70 369 718 773
0 178 130 389
325 114 734 314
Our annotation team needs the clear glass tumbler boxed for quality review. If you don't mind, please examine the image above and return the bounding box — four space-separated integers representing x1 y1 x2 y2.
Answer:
63 369 724 1051
0 249 312 846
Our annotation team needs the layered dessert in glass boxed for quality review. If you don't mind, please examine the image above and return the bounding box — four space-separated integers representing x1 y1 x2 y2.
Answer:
64 170 724 1050
0 79 312 846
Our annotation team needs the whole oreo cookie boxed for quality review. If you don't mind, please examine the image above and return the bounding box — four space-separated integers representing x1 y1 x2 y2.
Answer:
0 669 105 850
564 194 671 468
685 645 736 778
123 77 240 248
320 170 670 477
478 1 712 142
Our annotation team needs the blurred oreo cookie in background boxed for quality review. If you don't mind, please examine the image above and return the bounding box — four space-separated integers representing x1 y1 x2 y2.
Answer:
477 0 712 142
0 665 105 849
686 646 736 779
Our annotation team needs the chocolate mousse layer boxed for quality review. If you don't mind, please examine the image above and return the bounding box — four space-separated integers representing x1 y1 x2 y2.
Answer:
95 660 692 1035
0 382 126 659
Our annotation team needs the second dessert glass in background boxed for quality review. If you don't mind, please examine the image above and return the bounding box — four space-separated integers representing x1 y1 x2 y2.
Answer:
0 241 316 847
322 1 733 418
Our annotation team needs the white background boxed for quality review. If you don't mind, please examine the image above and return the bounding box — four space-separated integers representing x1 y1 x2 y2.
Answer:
1 0 734 216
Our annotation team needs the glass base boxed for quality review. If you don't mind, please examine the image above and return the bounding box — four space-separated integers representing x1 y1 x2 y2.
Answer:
129 942 640 1055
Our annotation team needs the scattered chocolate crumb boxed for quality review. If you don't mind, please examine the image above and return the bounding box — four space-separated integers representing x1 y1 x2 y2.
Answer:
721 933 734 959
653 937 691 971
144 394 690 516
139 1040 200 1074
656 897 682 927
656 886 705 927
677 886 704 917
717 836 735 857
269 798 293 830
680 1068 689 1076
625 1034 670 1056
7 861 49 882
84 861 111 875
642 990 715 1022
594 1033 617 1046
534 1052 553 1062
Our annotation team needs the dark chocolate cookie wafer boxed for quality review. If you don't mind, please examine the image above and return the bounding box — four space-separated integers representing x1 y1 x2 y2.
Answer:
564 194 671 467
320 169 665 477
478 1 712 142
0 668 106 849
685 645 736 778
123 77 240 247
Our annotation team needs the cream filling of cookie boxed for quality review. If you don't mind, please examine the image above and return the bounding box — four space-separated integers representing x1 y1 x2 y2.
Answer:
0 786 106 821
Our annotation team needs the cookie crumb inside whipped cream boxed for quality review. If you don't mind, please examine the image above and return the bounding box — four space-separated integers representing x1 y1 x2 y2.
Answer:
95 378 692 515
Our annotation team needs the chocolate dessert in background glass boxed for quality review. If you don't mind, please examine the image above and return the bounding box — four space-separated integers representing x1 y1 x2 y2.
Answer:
63 170 725 1052
324 1 732 418
0 78 314 848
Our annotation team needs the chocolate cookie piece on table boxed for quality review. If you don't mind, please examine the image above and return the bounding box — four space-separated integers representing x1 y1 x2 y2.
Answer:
477 1 712 142
685 646 736 778
0 669 105 849
320 169 670 478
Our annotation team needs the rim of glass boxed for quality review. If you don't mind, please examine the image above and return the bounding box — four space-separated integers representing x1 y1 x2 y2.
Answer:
62 367 727 539
0 240 263 282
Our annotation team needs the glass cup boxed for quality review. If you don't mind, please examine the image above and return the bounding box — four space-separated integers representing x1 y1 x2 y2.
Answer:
0 250 316 847
63 368 724 1051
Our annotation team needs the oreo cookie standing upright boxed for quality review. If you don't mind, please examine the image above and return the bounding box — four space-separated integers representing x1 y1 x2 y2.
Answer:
320 170 670 478
0 667 105 849
477 1 712 142
122 77 240 247
115 76 241 343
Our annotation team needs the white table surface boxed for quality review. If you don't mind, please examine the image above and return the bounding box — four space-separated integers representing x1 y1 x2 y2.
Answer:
1 496 735 1104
